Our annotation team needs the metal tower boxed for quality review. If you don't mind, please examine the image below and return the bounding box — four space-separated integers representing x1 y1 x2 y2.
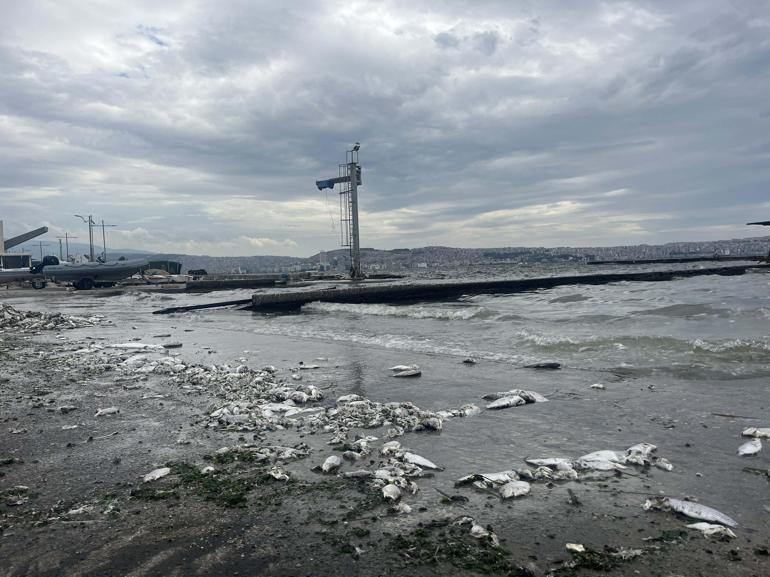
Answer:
316 143 363 279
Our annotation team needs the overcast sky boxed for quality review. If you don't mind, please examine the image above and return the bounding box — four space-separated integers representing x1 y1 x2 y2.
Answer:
1 1 769 257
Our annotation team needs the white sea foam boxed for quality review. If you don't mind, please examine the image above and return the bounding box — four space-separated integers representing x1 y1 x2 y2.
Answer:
250 324 533 364
302 301 486 321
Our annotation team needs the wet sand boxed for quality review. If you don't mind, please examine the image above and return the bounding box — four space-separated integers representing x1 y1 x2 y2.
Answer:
1 293 769 577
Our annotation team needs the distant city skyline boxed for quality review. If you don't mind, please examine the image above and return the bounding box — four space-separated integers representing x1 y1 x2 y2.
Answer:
2 1 769 256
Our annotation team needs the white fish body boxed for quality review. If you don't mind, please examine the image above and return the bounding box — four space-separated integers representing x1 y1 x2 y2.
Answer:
336 394 364 404
686 522 737 540
321 455 343 473
742 427 770 438
626 443 657 465
342 470 374 479
483 389 548 403
486 395 525 410
460 404 482 416
108 343 164 350
403 451 443 470
499 480 531 499
268 466 290 481
647 497 738 528
577 450 626 470
738 438 762 456
654 458 674 471
380 441 402 455
382 484 401 501
480 471 519 484
95 407 119 417
525 457 572 469
389 364 419 371
392 369 421 378
143 467 171 483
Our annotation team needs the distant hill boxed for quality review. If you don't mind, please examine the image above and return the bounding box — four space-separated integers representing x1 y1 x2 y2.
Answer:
12 236 769 273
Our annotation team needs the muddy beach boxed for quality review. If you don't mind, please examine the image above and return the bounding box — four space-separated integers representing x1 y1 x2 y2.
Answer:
1 294 769 577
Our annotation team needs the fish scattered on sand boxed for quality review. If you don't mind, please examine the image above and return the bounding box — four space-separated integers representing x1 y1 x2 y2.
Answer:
94 407 119 417
402 451 443 470
486 395 525 410
382 484 401 501
686 522 737 540
321 455 343 473
499 480 531 499
742 427 770 438
482 389 548 403
392 369 421 378
143 467 171 483
738 438 762 456
389 364 419 372
644 497 738 528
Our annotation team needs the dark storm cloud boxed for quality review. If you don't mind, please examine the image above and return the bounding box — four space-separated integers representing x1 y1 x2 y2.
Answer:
0 0 769 255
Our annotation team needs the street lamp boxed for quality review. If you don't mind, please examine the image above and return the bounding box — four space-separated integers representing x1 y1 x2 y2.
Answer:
74 214 95 262
99 220 117 262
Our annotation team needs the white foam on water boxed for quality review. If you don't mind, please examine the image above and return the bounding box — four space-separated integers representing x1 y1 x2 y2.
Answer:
302 301 486 321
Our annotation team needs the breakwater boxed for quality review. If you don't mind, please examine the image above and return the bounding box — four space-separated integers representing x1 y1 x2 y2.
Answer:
249 264 762 312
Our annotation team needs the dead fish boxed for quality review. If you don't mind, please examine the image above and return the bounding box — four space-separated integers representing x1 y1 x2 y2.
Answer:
499 480 531 499
391 502 412 514
644 497 738 528
525 457 573 469
268 466 290 481
108 343 164 350
392 369 421 378
524 362 560 370
342 470 374 479
382 484 401 501
402 451 443 471
576 450 626 471
336 394 364 404
589 383 605 390
342 451 364 461
418 417 442 431
738 438 762 456
142 467 171 483
482 389 548 403
625 443 656 465
470 524 500 546
321 455 343 473
94 407 119 417
485 395 525 410
654 458 674 471
686 522 736 540
380 441 402 455
456 471 518 487
742 427 770 438
389 364 419 371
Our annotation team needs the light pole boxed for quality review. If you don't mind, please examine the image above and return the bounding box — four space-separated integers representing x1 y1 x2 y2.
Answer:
74 215 95 262
99 220 117 262
57 233 78 262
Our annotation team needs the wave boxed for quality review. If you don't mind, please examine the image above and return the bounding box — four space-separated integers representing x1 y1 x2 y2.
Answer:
250 324 537 364
301 301 488 321
688 338 770 354
512 329 770 357
633 303 731 318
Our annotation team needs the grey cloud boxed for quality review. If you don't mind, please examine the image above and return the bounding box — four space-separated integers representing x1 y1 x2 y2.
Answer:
1 0 769 255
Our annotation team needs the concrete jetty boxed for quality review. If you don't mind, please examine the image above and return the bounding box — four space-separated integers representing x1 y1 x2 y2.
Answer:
250 264 762 312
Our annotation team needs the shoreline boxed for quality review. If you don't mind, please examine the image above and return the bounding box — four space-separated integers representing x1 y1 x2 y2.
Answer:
1 301 768 576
